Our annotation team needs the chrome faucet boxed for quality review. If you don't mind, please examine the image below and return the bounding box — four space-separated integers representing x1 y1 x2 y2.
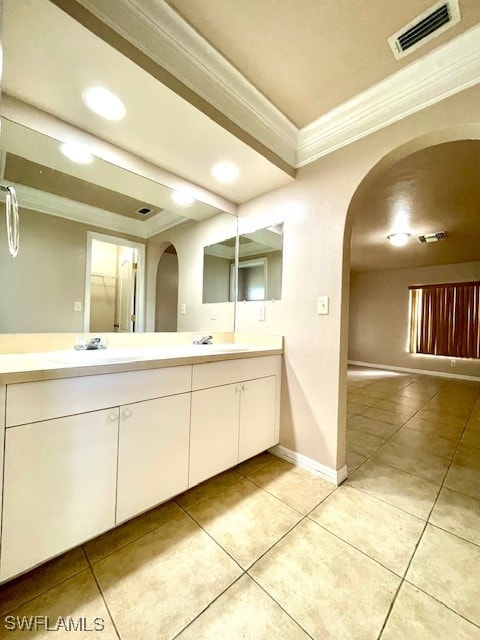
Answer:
74 336 106 350
193 335 213 345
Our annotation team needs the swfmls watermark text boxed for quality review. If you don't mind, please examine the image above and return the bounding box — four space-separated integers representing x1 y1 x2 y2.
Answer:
4 616 105 632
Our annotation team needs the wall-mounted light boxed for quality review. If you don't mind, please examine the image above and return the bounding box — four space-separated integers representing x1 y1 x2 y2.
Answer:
82 86 126 121
387 232 411 247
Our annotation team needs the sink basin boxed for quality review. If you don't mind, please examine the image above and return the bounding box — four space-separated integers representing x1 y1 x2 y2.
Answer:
190 343 250 354
35 343 252 366
38 349 145 365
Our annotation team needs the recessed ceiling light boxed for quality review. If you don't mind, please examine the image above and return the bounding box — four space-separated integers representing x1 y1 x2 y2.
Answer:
387 232 411 247
211 162 239 183
82 86 126 121
171 190 195 206
59 143 94 164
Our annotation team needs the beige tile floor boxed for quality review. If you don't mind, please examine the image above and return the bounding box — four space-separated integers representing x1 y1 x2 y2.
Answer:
1 365 480 639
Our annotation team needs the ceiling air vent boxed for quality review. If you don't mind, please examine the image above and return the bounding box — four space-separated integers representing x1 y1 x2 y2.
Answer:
418 231 448 243
388 0 460 60
136 207 153 216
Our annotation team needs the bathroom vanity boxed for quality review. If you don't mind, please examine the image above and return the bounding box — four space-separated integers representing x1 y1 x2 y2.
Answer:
0 339 282 582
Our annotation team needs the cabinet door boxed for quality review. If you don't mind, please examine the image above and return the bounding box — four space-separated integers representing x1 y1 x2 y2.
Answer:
239 376 277 463
190 384 240 487
0 409 118 580
116 394 190 523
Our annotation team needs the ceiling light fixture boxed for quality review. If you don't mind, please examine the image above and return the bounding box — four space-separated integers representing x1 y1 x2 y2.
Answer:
82 86 126 121
59 143 94 164
387 232 411 247
211 162 239 183
171 190 195 206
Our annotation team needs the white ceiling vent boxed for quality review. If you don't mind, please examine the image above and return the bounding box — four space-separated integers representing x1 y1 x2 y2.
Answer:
388 0 460 60
418 231 448 243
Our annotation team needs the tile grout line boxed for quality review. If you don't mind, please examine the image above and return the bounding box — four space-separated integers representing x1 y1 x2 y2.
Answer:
370 374 480 637
0 563 89 618
83 550 123 640
169 574 246 640
402 577 480 631
373 377 458 639
246 572 317 640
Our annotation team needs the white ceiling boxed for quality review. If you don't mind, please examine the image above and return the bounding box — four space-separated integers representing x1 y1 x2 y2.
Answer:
2 0 293 204
2 0 480 272
168 0 480 128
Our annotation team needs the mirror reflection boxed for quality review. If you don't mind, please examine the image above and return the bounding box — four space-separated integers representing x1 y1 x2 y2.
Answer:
202 237 236 304
237 225 283 301
0 119 237 334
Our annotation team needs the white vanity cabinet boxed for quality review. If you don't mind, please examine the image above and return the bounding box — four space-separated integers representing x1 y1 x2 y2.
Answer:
190 356 280 486
0 353 281 582
116 393 191 523
1 409 118 580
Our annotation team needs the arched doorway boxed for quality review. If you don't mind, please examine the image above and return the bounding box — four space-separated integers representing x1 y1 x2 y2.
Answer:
341 125 480 475
155 244 179 332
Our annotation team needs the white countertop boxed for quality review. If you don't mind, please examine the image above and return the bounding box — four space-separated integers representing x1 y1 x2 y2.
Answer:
0 343 283 385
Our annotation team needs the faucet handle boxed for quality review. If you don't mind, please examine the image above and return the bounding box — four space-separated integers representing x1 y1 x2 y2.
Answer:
74 336 87 351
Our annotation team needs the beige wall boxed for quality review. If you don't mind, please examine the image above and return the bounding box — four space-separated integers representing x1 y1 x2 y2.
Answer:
1 206 87 332
146 212 237 333
0 205 144 333
236 83 480 472
155 251 178 331
349 262 480 377
203 254 231 303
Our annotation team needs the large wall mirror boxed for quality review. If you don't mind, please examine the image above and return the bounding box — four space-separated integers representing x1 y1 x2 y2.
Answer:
0 119 237 334
237 225 283 301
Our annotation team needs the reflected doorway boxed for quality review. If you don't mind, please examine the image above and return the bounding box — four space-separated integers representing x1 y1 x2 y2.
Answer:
85 232 145 332
155 244 179 332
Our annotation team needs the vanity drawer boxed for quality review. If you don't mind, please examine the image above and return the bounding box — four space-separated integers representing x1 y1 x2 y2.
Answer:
6 365 192 426
192 355 280 391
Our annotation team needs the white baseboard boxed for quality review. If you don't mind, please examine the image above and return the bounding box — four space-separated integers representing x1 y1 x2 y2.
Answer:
269 445 348 486
348 360 480 383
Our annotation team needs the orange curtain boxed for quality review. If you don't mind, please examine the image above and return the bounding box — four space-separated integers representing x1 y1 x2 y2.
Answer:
409 281 480 359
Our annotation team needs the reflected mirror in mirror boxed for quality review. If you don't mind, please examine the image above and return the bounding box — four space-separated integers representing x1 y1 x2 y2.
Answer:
236 225 283 301
0 119 237 334
202 237 236 304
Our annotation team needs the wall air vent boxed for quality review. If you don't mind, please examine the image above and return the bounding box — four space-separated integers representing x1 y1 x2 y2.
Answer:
388 0 460 60
418 231 448 243
136 207 153 216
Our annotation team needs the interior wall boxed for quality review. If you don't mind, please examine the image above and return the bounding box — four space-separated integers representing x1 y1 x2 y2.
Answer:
349 261 480 377
146 212 237 332
155 251 178 331
235 83 480 473
0 205 144 333
203 254 231 303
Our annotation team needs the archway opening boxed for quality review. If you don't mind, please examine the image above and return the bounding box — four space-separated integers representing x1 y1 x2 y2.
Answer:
155 244 179 332
341 127 480 475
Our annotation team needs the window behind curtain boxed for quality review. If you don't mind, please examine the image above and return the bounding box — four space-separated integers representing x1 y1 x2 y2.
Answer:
409 281 480 359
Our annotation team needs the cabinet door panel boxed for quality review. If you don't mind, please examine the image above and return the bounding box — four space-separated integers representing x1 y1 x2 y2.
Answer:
1 409 118 580
116 394 190 523
190 384 240 487
239 376 277 463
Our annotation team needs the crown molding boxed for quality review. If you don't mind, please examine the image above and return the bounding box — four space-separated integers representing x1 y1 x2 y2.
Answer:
5 182 186 239
17 2 480 177
297 23 480 166
73 0 298 166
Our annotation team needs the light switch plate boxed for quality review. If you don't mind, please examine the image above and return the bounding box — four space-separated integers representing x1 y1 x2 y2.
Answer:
73 301 82 312
180 303 187 315
317 296 329 315
210 307 217 320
